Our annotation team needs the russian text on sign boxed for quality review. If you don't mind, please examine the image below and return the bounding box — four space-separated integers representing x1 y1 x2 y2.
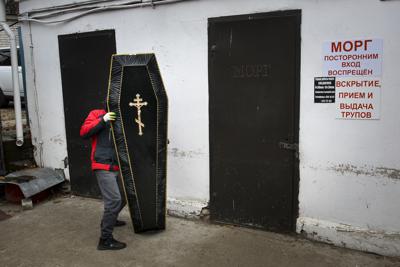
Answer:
340 111 372 119
331 40 372 52
336 80 380 87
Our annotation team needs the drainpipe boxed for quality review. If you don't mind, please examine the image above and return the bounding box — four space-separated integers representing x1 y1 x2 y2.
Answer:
0 0 23 146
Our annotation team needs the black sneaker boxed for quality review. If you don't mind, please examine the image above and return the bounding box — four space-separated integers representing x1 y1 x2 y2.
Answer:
97 237 127 250
115 220 126 227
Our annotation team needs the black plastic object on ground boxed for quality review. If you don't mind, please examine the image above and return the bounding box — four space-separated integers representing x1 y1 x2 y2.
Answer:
107 54 168 233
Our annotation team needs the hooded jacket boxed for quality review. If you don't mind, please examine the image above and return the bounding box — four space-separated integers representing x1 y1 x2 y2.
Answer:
80 109 119 171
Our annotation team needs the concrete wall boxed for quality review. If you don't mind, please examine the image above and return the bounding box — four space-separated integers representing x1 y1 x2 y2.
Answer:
20 0 400 256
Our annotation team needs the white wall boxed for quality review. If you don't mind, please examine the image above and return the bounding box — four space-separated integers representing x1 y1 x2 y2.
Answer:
20 0 400 256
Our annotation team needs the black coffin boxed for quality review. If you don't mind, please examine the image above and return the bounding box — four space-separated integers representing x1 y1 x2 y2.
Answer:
107 54 168 233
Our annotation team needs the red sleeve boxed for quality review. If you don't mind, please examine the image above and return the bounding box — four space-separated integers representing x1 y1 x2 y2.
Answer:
80 110 105 139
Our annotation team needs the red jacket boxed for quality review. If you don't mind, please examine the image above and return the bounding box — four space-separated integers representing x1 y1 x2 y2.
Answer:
80 109 119 171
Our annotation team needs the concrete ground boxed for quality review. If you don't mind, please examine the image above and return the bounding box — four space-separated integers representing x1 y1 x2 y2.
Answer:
0 196 399 267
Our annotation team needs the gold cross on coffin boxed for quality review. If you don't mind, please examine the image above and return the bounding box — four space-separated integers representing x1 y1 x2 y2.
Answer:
129 94 148 136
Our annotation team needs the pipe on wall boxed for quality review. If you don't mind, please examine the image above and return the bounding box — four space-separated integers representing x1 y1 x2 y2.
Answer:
19 0 192 24
0 0 24 146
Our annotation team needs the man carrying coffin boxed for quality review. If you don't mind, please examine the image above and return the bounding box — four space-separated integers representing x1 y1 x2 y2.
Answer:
80 108 127 250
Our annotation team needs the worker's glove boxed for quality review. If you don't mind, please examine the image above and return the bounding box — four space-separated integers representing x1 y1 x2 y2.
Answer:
103 112 116 122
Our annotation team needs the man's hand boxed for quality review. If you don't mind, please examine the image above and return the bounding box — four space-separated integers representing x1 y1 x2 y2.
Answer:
103 112 116 122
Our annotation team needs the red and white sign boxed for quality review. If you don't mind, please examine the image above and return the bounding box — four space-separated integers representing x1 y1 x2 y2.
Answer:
323 39 383 77
322 38 383 120
335 78 381 119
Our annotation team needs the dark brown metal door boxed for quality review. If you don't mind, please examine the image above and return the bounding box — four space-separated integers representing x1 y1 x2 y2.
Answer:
209 11 301 232
58 30 116 198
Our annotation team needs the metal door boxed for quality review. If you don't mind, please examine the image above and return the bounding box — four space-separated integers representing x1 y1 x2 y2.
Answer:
209 11 301 232
58 30 116 198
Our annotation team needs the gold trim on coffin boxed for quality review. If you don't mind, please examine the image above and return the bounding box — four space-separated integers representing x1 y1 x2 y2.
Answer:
107 54 168 229
145 64 160 225
150 58 168 222
107 55 144 228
